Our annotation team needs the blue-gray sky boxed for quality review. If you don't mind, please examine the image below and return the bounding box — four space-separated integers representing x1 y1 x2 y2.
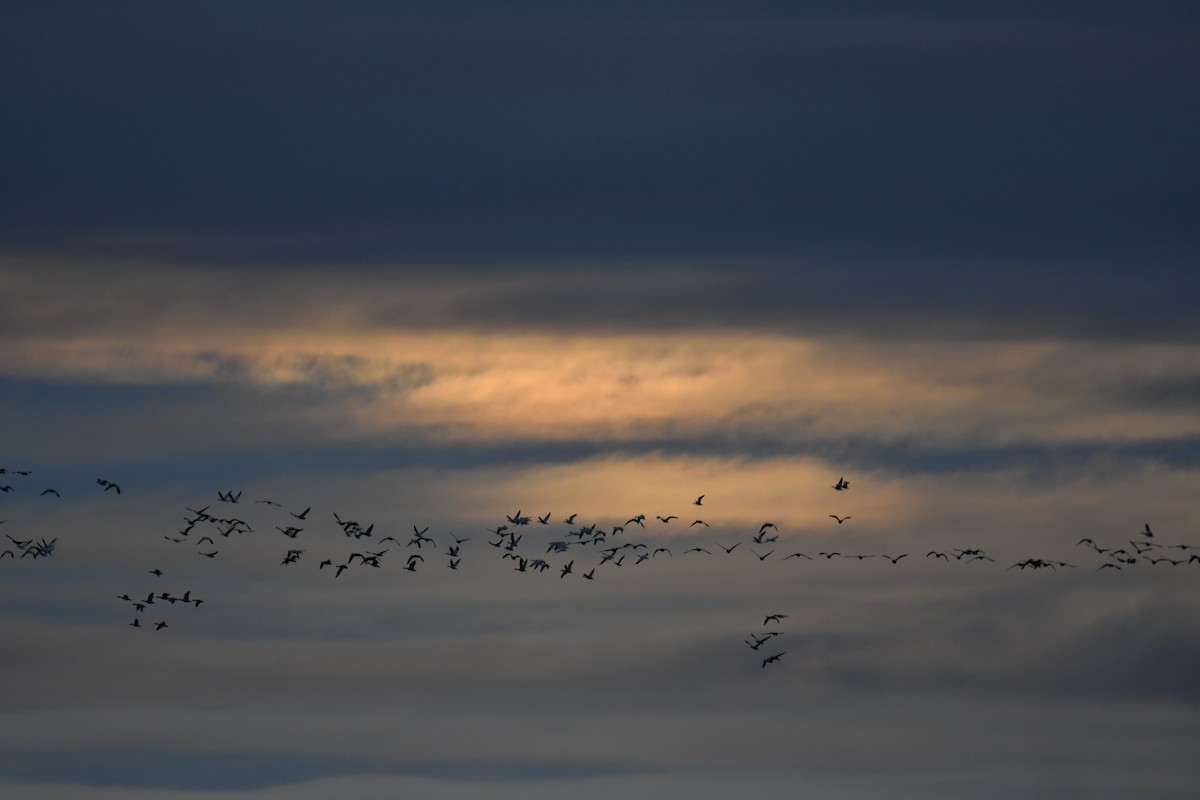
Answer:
2 3 1199 799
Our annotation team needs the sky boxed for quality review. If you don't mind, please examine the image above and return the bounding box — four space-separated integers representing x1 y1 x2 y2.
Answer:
2 2 1199 798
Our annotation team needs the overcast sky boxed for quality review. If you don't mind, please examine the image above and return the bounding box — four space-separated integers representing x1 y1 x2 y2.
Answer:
2 3 1199 799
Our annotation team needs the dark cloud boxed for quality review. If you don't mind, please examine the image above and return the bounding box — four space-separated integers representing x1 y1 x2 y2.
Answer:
3 3 1197 282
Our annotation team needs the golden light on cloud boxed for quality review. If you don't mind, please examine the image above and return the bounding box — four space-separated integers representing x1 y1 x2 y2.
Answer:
4 327 1200 451
2 259 1198 453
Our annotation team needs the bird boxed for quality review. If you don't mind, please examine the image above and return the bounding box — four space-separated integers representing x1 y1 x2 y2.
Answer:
291 507 311 520
657 515 678 523
560 560 573 578
745 632 782 650
538 513 552 524
684 547 711 555
154 621 168 630
833 477 849 491
148 569 163 576
689 519 709 528
1141 523 1154 538
40 488 60 497
829 515 851 524
751 549 773 561
764 614 788 625
718 542 741 554
881 554 908 564
582 568 595 580
784 552 812 560
693 495 705 506
762 652 786 668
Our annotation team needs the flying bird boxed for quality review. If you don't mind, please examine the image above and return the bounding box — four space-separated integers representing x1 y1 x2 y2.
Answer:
829 515 851 524
762 652 786 668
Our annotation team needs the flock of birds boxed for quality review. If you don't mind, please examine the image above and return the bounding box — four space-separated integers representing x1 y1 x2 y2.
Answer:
2 467 1196 662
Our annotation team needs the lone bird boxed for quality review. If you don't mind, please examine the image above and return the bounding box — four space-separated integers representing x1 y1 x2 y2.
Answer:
693 495 705 506
829 515 851 524
762 652 786 668
833 477 849 491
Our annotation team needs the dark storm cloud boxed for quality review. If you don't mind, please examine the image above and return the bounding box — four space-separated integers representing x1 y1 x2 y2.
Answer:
3 2 1197 276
